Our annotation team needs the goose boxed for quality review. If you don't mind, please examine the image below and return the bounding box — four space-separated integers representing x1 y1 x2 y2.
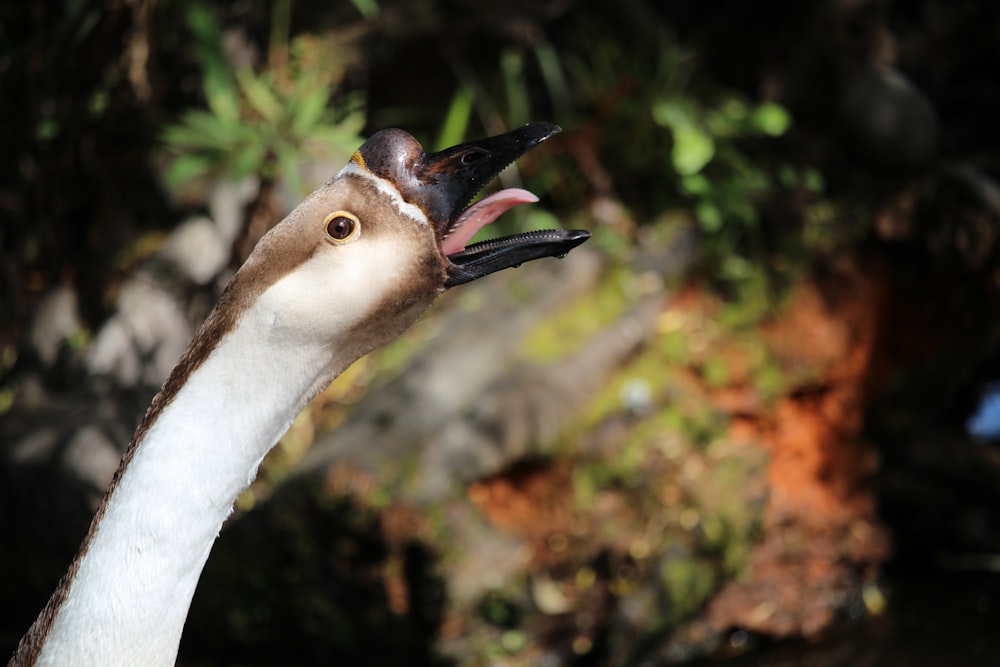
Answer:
8 121 589 667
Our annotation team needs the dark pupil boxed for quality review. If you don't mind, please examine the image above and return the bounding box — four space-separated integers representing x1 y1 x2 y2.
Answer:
328 216 355 240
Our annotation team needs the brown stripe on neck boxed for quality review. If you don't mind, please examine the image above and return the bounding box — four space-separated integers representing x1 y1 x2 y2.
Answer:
8 215 319 666
6 287 250 667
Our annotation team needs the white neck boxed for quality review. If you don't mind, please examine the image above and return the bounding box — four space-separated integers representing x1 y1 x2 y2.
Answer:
33 284 356 667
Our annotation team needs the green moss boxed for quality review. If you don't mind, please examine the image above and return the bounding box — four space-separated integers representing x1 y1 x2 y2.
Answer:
572 466 599 509
588 223 638 258
718 269 772 330
753 361 787 401
574 342 677 437
690 443 768 576
521 265 634 363
661 329 691 365
701 353 730 388
478 589 525 629
659 557 717 621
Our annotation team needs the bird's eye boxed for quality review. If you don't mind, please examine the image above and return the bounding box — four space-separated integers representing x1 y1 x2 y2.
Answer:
323 211 360 244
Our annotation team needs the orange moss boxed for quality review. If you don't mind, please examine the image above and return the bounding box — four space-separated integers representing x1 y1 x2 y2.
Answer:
467 460 578 568
708 256 893 638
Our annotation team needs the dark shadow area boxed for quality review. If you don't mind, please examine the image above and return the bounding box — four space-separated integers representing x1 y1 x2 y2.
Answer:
179 484 451 666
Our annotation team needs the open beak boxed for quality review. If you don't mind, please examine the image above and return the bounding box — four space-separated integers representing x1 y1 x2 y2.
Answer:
404 122 590 287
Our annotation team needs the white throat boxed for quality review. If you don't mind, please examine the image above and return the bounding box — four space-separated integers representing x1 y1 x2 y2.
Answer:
33 275 362 667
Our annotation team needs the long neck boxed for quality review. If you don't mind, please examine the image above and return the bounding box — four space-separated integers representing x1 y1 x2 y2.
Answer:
20 295 353 667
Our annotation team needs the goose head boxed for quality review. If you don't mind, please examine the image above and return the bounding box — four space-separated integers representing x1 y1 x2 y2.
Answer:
343 120 589 287
231 122 589 356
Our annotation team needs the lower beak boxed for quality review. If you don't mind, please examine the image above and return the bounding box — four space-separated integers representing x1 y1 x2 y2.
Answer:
444 229 591 287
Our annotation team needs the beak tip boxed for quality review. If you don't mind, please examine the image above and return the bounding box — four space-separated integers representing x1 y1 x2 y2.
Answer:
529 121 562 142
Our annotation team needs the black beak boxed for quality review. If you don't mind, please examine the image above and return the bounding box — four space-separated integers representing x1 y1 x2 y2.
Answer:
356 121 590 287
417 121 562 229
443 228 592 287
418 122 591 286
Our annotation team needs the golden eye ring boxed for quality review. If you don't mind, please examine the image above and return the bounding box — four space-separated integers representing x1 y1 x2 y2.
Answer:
323 211 361 244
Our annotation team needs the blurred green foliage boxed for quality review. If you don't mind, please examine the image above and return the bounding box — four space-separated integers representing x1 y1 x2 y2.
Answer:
408 13 837 301
161 2 365 197
656 94 831 291
655 97 789 229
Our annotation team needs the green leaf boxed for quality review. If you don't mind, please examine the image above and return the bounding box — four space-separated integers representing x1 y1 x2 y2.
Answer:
652 99 690 129
235 68 284 123
163 111 239 151
35 118 59 141
695 200 723 233
185 5 239 122
164 154 214 188
434 87 473 151
230 141 267 179
730 200 757 225
348 0 379 18
290 86 331 139
721 254 752 280
185 4 219 43
311 119 359 147
680 173 711 196
335 105 366 137
501 50 529 127
88 90 109 117
654 99 716 174
276 147 305 197
751 102 791 136
671 124 715 175
162 124 208 152
803 168 825 192
777 164 798 189
534 41 571 123
203 68 240 123
720 98 750 124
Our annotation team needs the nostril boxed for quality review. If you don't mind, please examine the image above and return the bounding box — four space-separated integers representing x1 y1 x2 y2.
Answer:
461 150 488 165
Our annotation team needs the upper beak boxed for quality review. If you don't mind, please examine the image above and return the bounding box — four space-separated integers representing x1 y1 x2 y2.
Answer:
413 122 591 286
416 121 561 229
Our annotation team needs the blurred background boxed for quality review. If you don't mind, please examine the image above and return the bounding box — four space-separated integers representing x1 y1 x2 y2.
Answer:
2 0 1000 665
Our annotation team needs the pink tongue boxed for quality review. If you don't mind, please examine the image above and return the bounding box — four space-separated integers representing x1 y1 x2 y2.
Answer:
441 188 538 255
